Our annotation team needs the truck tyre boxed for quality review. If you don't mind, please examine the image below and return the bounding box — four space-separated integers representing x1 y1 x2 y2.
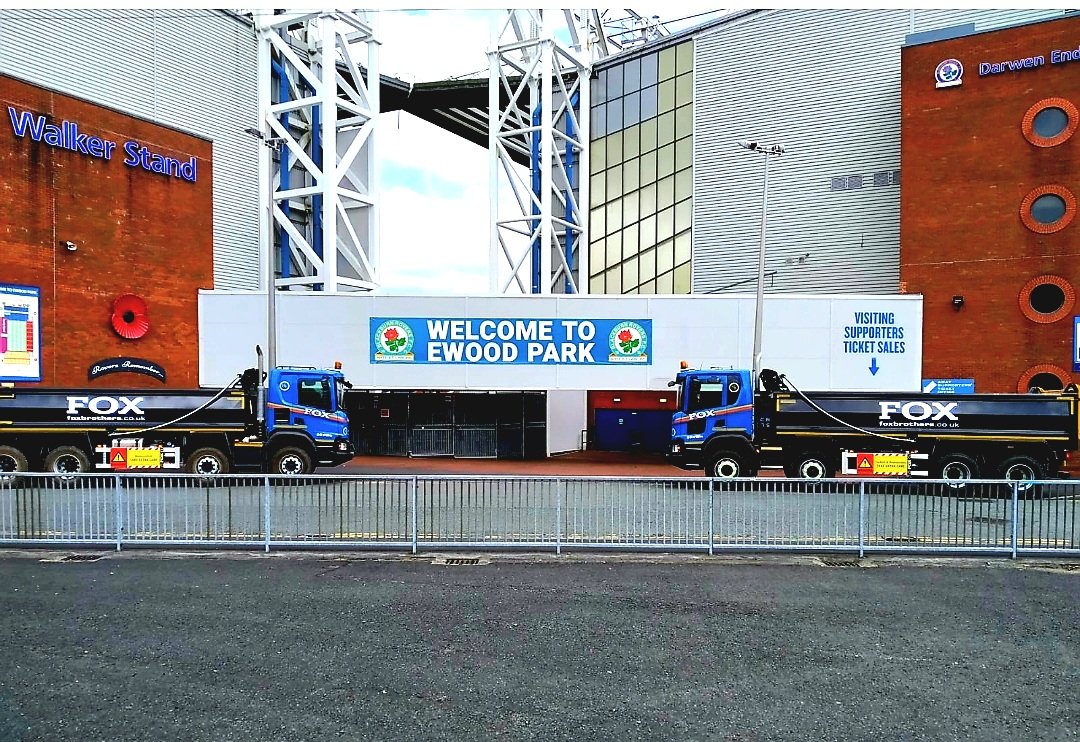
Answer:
44 446 91 485
270 446 313 476
704 449 747 479
935 452 979 488
998 456 1044 499
785 452 834 481
0 445 29 487
186 448 230 478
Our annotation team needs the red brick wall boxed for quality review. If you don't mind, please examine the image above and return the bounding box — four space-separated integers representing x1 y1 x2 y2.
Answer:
901 16 1080 392
0 75 213 388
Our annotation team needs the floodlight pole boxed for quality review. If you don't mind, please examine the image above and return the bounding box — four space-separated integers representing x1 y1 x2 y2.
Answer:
737 140 785 387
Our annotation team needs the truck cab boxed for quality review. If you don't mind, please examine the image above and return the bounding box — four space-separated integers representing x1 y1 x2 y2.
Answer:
668 366 758 476
264 366 354 473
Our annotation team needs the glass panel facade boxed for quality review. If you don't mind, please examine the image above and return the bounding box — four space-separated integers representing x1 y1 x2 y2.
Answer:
588 40 693 294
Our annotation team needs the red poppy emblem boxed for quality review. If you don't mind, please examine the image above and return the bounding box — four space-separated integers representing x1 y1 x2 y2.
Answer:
111 294 150 340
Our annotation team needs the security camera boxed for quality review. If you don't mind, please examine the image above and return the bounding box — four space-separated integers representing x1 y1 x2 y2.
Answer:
61 241 77 252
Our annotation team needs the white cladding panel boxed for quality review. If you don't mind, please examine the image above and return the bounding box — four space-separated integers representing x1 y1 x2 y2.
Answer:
199 292 924 392
691 8 1066 296
547 390 587 455
0 9 259 290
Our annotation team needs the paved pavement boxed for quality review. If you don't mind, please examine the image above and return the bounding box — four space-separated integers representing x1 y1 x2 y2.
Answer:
331 450 711 477
0 551 1076 742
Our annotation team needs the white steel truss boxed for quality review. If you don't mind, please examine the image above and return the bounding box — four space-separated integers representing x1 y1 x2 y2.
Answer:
254 10 379 293
488 10 597 295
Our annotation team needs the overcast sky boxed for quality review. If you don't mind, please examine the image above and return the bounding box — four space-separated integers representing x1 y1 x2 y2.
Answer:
369 8 731 296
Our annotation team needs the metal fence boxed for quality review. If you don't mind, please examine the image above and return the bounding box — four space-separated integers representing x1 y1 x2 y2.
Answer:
0 474 1077 556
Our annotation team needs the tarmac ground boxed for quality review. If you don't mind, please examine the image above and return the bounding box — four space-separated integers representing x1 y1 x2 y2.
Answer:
0 550 1076 742
332 450 714 477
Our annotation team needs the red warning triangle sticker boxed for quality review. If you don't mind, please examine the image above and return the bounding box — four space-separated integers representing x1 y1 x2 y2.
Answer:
112 451 126 463
858 456 872 469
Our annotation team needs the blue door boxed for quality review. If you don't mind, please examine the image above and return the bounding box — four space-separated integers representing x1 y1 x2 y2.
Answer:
595 409 671 453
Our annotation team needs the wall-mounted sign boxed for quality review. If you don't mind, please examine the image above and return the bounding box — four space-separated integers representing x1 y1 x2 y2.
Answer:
975 44 1080 78
934 58 963 88
1074 316 1080 372
7 107 198 182
922 378 975 394
370 317 652 365
0 283 41 382
88 357 166 383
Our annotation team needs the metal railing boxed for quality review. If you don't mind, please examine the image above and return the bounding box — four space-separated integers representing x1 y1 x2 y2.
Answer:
0 474 1077 556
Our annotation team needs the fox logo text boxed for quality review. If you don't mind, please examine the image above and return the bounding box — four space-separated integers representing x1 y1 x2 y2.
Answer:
878 401 958 422
66 396 146 416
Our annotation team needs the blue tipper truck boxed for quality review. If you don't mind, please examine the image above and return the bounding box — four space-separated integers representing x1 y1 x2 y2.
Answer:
667 365 1080 483
0 348 354 476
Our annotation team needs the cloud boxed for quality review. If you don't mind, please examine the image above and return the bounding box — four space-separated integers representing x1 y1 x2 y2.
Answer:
373 9 497 83
368 9 608 296
376 111 490 295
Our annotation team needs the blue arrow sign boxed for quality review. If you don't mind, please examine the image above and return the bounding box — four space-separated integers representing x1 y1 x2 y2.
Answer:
869 358 879 375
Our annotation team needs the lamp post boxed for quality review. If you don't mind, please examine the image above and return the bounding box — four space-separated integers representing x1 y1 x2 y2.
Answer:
245 126 282 371
736 140 785 386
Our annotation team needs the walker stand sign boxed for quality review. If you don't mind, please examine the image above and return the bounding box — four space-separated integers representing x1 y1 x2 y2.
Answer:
0 283 41 382
370 318 652 365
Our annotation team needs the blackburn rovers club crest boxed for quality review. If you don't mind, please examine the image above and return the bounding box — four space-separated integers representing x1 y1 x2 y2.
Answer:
608 321 648 363
374 319 415 361
934 58 963 89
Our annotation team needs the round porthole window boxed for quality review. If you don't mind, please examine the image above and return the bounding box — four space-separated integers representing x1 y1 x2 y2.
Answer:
1019 275 1075 323
1033 107 1068 138
1031 194 1067 225
1029 282 1066 314
1023 98 1079 147
1020 185 1076 234
1018 364 1072 393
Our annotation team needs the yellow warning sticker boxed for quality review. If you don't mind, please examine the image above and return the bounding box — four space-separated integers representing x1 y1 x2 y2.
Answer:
873 453 909 475
127 449 163 468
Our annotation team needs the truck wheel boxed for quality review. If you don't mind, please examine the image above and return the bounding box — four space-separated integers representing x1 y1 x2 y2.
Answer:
0 445 28 487
789 452 833 481
44 446 91 485
705 449 746 479
186 448 230 477
935 453 979 488
270 447 313 476
998 456 1044 499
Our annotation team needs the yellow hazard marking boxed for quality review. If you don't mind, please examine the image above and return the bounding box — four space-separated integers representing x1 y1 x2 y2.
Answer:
872 453 910 475
127 449 163 468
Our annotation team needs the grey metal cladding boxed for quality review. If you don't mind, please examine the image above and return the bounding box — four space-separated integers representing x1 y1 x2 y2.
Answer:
0 8 259 290
690 8 1066 296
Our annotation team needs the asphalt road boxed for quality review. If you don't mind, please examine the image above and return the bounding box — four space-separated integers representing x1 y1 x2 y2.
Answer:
0 552 1077 742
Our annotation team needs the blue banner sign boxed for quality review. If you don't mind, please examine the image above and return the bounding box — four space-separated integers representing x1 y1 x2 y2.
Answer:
1074 316 1080 372
922 379 975 395
370 317 652 365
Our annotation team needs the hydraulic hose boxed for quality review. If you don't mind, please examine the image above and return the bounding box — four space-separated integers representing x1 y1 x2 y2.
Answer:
778 372 914 444
108 373 243 438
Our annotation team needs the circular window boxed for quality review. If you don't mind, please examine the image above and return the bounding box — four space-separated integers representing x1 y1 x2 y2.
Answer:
1023 98 1079 147
1033 107 1068 138
1029 282 1066 314
1031 194 1067 225
1020 185 1076 234
1018 364 1072 393
1019 275 1075 323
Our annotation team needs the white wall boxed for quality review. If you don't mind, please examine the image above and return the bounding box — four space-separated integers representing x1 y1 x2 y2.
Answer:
547 390 588 455
199 290 923 392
